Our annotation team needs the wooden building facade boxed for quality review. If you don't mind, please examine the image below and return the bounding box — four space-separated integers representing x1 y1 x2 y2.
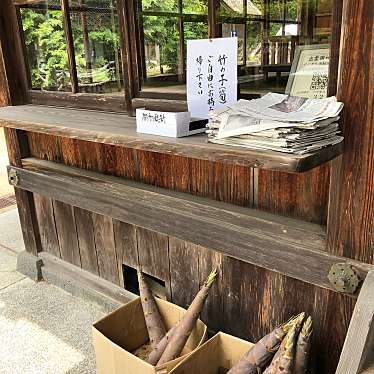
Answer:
0 0 373 373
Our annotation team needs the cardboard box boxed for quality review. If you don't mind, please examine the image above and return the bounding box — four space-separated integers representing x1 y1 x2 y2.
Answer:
136 109 206 138
92 297 208 374
169 332 254 374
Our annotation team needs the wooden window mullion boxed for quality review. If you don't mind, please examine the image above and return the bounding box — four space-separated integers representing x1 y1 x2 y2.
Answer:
178 0 185 82
61 0 79 94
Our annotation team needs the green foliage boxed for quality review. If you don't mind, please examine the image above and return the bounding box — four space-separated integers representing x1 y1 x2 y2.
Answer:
21 0 302 85
22 9 69 90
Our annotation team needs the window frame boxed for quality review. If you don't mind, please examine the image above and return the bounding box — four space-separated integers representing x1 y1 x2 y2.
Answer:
13 0 342 114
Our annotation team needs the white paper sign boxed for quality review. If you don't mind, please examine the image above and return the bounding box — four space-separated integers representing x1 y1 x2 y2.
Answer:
187 37 237 119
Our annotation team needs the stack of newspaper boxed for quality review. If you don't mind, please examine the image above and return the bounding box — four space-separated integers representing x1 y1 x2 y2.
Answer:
206 93 344 154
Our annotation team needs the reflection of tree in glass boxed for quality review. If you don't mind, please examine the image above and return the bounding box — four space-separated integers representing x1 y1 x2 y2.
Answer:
142 0 208 77
22 9 69 90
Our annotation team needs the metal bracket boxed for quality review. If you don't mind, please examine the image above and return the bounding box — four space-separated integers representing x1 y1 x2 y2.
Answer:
8 168 19 186
328 263 360 294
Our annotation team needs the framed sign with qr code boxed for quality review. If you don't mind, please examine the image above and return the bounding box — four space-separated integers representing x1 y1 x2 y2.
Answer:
285 44 330 99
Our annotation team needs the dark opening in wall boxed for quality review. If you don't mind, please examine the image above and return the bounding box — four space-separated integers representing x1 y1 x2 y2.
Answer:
123 264 167 299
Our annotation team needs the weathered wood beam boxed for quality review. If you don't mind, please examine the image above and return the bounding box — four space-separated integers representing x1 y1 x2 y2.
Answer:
0 105 343 173
4 130 41 256
336 270 374 374
61 0 79 93
8 157 374 295
327 0 374 265
0 0 28 105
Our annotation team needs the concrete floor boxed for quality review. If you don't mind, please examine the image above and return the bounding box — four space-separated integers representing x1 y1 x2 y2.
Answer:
0 127 117 373
0 209 112 374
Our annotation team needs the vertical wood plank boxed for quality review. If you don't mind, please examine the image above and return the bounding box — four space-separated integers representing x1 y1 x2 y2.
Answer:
61 0 78 93
169 237 200 309
198 246 224 332
113 220 138 287
4 128 41 255
327 0 374 264
74 207 99 275
53 200 81 267
190 159 254 207
92 214 120 284
0 0 28 105
138 151 190 192
222 257 265 340
258 163 331 224
27 132 62 162
34 193 60 257
136 227 171 297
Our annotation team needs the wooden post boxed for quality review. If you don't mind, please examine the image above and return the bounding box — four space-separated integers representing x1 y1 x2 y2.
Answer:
208 0 220 39
61 0 79 93
327 0 374 265
336 270 374 373
0 0 41 256
0 0 28 105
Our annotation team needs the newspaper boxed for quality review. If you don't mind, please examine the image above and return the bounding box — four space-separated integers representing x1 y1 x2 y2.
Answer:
207 93 344 154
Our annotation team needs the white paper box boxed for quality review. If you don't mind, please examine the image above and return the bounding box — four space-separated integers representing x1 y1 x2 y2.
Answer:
136 109 206 138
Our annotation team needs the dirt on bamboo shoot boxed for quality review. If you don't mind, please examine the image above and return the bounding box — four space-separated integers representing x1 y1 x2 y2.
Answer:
156 269 218 365
294 316 313 374
138 270 167 349
227 313 305 374
264 313 305 374
147 325 177 366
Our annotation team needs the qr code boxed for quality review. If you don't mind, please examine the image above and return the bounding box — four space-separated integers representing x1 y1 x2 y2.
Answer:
310 73 328 91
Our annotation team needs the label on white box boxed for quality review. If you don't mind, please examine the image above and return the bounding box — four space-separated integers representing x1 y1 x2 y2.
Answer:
136 109 204 138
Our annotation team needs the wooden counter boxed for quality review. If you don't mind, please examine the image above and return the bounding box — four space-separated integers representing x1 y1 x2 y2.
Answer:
0 104 343 172
0 105 362 374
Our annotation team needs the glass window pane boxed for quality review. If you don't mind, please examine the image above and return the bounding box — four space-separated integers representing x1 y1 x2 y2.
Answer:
184 21 208 41
239 0 334 98
247 0 263 16
246 20 262 66
70 0 123 94
20 1 70 92
143 16 179 77
269 0 284 20
222 23 245 64
220 0 244 17
183 0 208 15
142 0 178 13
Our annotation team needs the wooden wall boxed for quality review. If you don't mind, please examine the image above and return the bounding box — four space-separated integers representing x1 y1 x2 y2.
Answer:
26 131 353 374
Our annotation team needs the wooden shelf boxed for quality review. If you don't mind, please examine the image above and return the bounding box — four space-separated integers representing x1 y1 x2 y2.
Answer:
0 105 343 172
8 158 373 295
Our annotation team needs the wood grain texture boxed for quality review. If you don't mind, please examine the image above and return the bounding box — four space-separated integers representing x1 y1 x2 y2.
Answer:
12 158 374 295
327 0 374 264
198 247 224 332
0 105 343 173
4 128 41 255
336 271 374 374
0 0 28 105
53 200 81 267
92 214 119 285
113 220 138 287
61 0 78 93
258 163 331 224
169 237 200 309
33 193 60 257
74 207 99 275
136 227 171 296
30 91 127 113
